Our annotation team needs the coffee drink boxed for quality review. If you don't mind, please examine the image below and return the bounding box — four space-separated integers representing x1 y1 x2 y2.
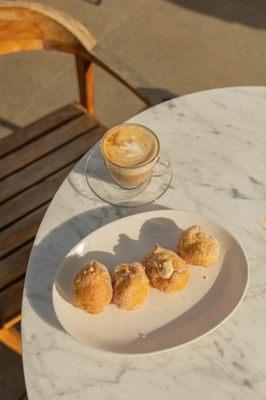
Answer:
102 124 159 188
103 124 158 168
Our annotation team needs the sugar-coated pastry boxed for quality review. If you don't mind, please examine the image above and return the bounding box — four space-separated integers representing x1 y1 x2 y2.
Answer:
113 263 150 311
73 261 113 314
177 225 220 267
142 244 189 293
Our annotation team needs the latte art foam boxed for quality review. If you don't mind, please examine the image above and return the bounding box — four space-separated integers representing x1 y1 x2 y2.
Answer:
119 141 143 157
102 124 158 168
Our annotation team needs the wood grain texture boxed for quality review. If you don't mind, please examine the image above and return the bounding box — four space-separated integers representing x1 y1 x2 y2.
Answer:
1 125 105 203
0 1 97 56
76 56 95 115
0 204 48 258
0 243 32 291
0 242 32 289
3 314 21 329
0 103 83 158
0 114 99 179
0 164 75 230
0 277 24 325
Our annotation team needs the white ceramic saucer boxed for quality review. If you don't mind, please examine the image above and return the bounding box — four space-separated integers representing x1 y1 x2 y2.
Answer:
53 210 249 356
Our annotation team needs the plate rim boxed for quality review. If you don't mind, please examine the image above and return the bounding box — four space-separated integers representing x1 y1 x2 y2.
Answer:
52 209 250 357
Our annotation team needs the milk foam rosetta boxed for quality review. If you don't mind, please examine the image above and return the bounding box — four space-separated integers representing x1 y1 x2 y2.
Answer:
102 125 159 167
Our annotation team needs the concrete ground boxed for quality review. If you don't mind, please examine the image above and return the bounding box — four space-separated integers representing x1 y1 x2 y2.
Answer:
1 0 266 398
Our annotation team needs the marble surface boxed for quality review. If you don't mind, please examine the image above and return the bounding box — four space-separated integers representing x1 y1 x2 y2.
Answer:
22 87 266 400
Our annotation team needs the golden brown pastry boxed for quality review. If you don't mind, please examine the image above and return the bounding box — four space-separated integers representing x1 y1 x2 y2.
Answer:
73 261 113 314
142 244 189 293
177 225 220 267
113 263 150 311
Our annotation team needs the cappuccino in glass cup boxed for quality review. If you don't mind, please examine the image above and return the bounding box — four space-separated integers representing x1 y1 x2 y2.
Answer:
101 123 160 189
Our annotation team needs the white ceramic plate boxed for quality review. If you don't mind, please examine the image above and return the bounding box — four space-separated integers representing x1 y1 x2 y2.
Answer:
53 210 249 355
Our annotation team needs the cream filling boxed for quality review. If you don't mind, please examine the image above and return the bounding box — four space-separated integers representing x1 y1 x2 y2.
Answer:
157 259 174 279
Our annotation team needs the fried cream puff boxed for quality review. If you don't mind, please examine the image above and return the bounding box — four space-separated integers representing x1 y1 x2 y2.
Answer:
113 263 150 311
73 261 113 314
142 244 189 293
177 225 220 267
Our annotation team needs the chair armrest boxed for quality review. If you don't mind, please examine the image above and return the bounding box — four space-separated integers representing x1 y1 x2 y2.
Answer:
91 44 161 107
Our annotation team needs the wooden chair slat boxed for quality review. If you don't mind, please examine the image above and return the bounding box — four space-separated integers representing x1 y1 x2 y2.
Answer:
0 114 99 179
1 125 105 203
0 102 83 158
0 163 75 230
0 204 48 258
0 242 32 290
0 278 24 325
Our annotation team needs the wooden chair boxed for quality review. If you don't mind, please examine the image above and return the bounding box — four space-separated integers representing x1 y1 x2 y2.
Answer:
0 1 153 355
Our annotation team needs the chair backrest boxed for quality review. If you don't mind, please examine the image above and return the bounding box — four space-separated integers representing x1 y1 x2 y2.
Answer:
0 1 152 107
0 1 97 57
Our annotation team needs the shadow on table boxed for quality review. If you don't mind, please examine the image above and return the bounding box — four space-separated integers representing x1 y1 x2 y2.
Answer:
166 0 266 29
55 215 182 305
130 248 248 353
137 88 177 105
25 203 170 331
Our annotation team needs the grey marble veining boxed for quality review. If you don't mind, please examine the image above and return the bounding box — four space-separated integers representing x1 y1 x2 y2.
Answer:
22 87 266 399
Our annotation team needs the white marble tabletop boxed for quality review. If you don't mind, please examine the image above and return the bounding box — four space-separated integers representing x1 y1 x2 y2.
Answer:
22 87 266 400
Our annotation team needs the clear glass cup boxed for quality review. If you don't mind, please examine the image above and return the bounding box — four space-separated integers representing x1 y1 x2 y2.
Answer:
101 123 160 189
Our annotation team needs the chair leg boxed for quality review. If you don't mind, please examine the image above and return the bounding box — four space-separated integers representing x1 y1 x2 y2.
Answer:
0 314 22 355
0 326 22 355
75 55 95 115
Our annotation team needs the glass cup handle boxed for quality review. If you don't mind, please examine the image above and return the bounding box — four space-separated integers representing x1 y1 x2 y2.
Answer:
152 156 169 177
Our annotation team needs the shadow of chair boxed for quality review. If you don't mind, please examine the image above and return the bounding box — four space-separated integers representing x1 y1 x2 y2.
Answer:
0 117 20 132
166 0 266 29
82 0 102 5
0 0 169 355
137 87 177 105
